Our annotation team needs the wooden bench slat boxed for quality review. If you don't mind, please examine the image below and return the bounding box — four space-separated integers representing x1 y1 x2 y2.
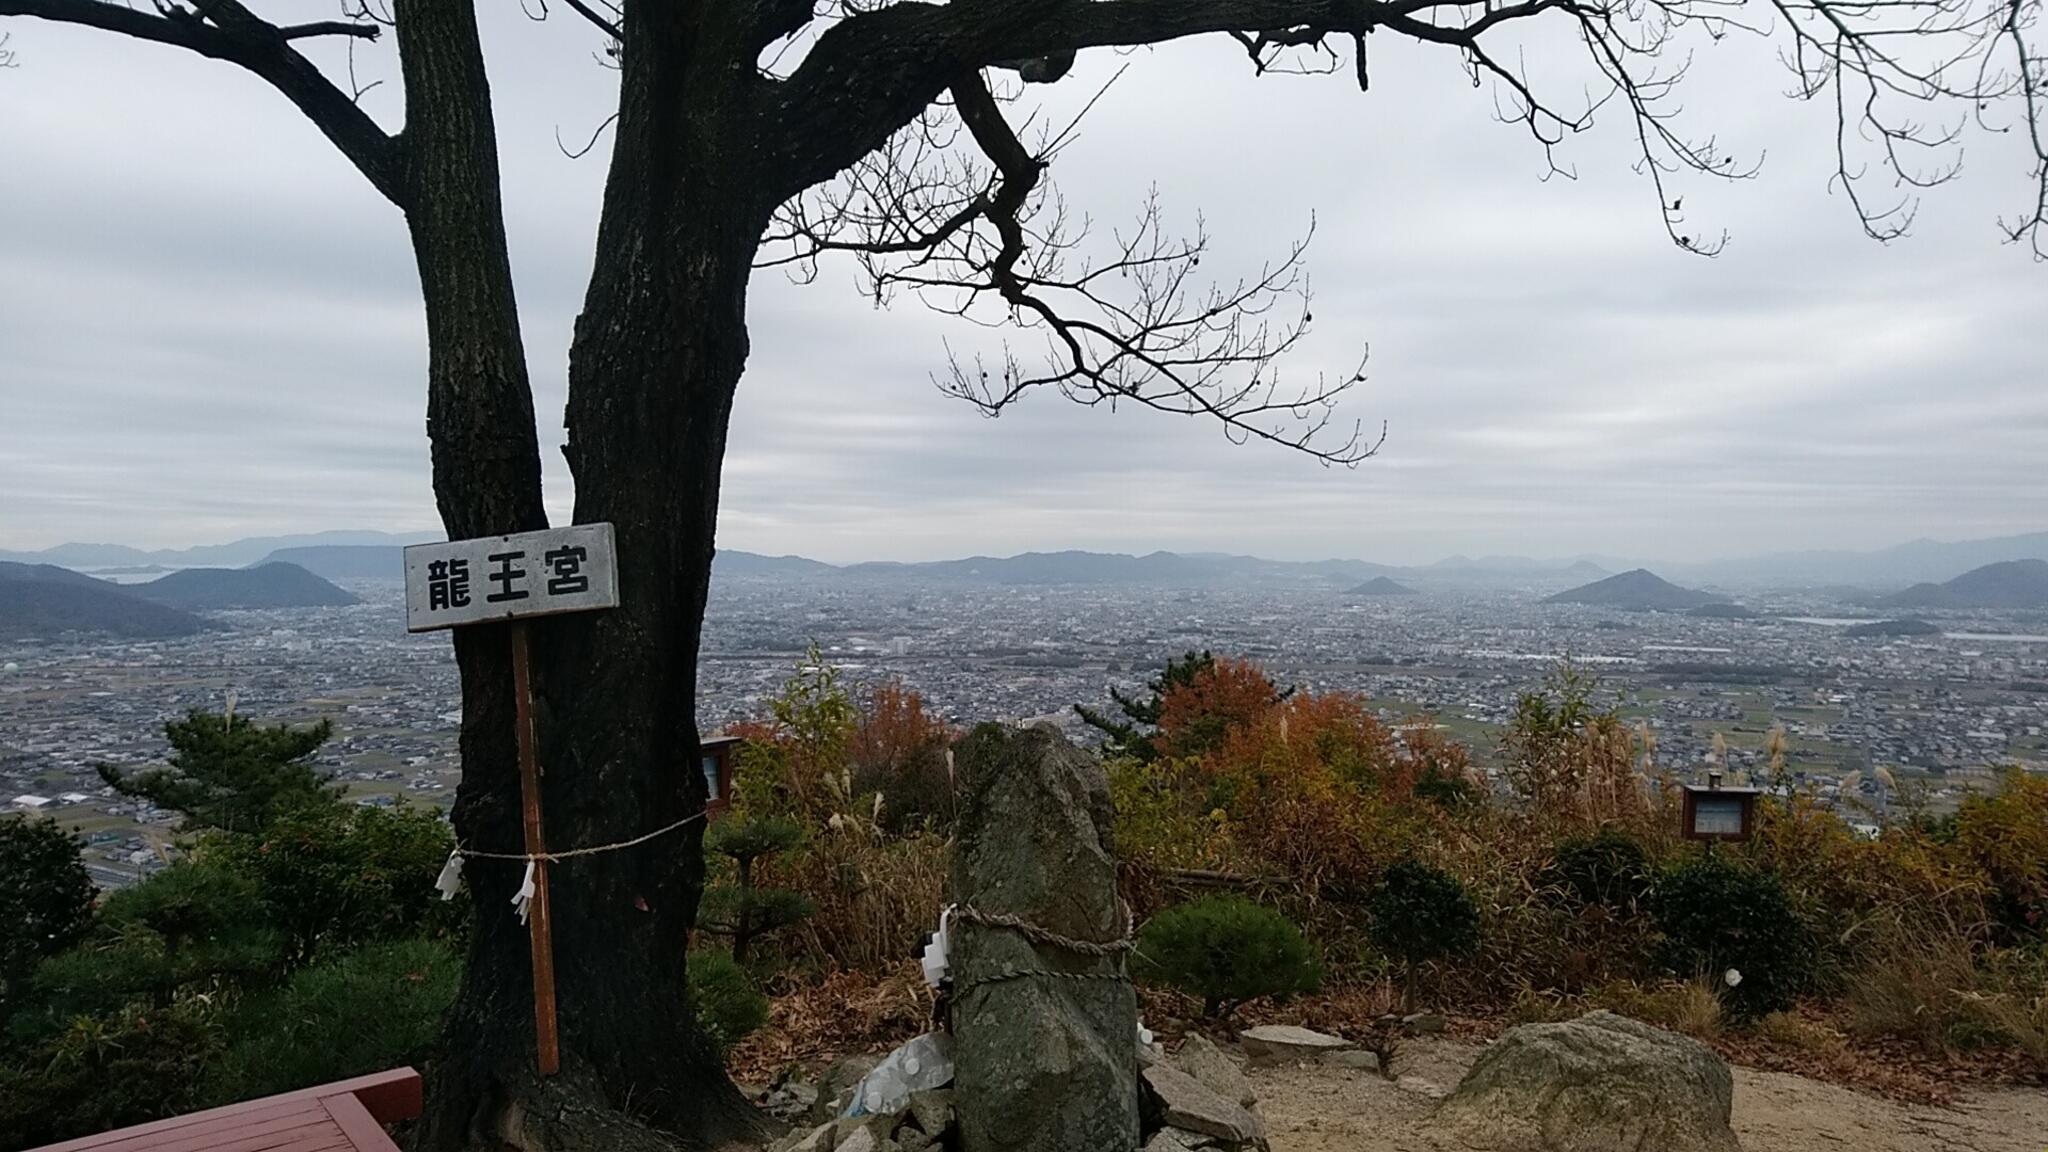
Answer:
23 1068 421 1152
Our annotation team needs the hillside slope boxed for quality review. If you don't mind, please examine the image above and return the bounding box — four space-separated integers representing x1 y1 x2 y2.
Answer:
1883 559 2048 610
0 561 212 639
1546 569 1724 611
134 562 359 610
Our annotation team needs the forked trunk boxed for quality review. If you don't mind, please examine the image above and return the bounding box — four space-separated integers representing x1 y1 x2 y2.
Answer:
413 41 773 1140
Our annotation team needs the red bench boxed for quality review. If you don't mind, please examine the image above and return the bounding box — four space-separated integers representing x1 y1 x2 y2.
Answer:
26 1068 422 1152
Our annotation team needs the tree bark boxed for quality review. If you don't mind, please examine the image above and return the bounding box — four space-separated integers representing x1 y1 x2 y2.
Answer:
413 6 771 1148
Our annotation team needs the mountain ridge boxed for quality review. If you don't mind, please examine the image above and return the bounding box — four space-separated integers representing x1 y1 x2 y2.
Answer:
0 561 214 639
1881 559 2048 610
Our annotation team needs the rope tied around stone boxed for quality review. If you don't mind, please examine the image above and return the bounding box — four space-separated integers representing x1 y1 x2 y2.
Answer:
951 901 1137 957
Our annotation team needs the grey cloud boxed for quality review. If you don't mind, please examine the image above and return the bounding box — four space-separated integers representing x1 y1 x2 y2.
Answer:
0 9 2042 565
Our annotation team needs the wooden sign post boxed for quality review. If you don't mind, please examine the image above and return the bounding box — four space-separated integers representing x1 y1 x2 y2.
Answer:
404 523 620 1077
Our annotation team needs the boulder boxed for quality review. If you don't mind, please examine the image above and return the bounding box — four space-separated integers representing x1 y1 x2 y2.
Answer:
1173 1034 1256 1109
948 725 1140 1152
1401 1012 1448 1036
1236 1024 1351 1066
1319 1049 1382 1072
1140 1062 1265 1148
1425 1010 1740 1152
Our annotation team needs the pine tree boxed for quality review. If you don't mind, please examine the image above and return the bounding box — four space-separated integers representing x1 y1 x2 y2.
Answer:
1074 650 1216 762
100 711 339 834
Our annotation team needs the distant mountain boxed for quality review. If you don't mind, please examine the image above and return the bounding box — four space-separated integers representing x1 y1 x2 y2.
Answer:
133 563 360 610
1347 576 1417 597
713 550 840 578
1845 618 1941 638
1547 569 1725 611
1881 559 2048 610
0 530 435 571
836 550 1402 587
1685 530 2048 587
260 545 404 580
1687 602 1758 619
0 561 212 639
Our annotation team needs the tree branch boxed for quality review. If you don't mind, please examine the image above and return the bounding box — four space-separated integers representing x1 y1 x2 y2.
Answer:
277 19 380 41
0 0 406 206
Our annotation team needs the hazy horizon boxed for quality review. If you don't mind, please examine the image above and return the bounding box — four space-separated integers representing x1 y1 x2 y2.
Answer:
5 523 2045 572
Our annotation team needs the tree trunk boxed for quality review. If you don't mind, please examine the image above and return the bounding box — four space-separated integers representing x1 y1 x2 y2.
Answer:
413 7 772 1143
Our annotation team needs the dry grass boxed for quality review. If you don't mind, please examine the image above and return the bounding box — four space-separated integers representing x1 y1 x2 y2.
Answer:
726 963 932 1085
776 826 949 974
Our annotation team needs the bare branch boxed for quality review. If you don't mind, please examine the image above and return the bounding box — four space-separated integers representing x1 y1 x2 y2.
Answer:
0 0 405 205
769 68 1374 464
277 20 378 41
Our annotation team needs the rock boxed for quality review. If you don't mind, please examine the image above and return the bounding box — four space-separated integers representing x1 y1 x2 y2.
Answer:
1236 1024 1351 1066
905 1088 953 1137
809 1055 882 1124
897 1129 934 1152
763 1079 822 1122
1140 1062 1265 1147
1172 1034 1256 1109
948 725 1140 1152
834 1128 878 1152
770 1122 835 1152
1319 1049 1381 1072
1136 1041 1163 1069
1141 1128 1211 1152
1401 1012 1447 1036
1425 1010 1740 1152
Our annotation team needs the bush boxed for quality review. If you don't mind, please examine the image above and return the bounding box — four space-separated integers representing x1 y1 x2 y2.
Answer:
1368 860 1480 1009
200 803 462 965
688 950 768 1057
1134 895 1320 1017
1546 827 1655 913
0 1003 220 1152
208 938 458 1104
1651 854 1815 1017
1948 770 2048 943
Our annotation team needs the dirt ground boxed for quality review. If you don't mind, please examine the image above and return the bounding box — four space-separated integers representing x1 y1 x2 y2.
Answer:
1250 1036 2048 1152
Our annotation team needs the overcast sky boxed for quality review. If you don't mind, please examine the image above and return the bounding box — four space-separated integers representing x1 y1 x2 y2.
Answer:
2 8 2043 565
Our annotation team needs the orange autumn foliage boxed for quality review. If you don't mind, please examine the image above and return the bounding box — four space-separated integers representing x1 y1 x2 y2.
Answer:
1157 656 1287 760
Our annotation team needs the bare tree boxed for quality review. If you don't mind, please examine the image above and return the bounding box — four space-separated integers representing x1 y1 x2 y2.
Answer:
2 0 2041 1148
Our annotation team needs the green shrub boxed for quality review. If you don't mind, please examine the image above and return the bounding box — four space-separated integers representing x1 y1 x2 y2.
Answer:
688 950 768 1057
200 803 462 965
1546 827 1655 912
208 938 459 1104
1651 853 1815 1017
1134 895 1321 1017
1368 860 1481 1010
0 1002 221 1152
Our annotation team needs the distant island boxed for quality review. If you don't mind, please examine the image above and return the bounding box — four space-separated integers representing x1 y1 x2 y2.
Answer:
260 545 407 581
1686 602 1758 619
133 562 359 610
1347 576 1417 597
0 561 212 640
1845 618 1941 638
1883 559 2048 610
1546 569 1726 611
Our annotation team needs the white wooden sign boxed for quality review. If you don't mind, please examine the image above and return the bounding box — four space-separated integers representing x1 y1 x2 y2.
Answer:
404 523 619 632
